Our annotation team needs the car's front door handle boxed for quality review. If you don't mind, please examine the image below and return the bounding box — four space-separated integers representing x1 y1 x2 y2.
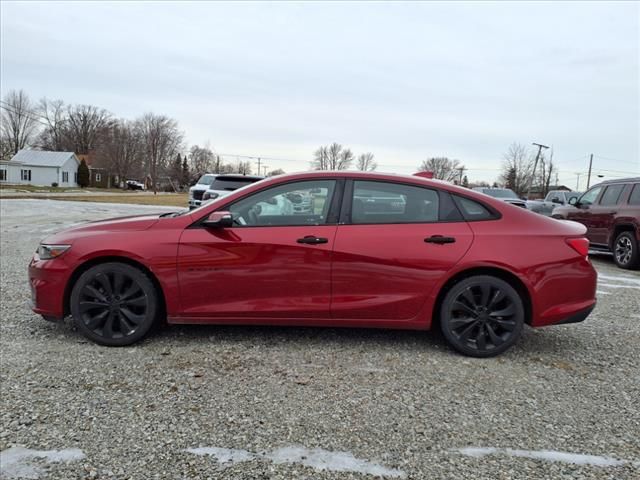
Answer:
425 235 456 244
297 235 329 245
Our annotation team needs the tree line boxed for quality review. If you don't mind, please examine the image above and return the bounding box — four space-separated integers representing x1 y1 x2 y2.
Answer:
0 89 280 191
3 89 558 197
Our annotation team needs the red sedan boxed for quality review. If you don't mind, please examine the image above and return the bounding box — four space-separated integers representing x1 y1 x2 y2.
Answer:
29 171 597 357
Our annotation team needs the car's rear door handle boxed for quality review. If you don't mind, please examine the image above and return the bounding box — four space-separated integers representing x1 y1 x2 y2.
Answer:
297 235 329 245
425 235 456 244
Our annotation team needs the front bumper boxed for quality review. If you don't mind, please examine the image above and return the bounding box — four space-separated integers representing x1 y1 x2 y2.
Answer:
28 254 73 320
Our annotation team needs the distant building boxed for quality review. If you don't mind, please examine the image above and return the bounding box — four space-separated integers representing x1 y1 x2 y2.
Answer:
76 153 111 188
0 150 79 187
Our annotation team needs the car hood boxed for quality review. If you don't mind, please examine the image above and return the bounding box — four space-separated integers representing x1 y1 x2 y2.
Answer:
41 214 161 244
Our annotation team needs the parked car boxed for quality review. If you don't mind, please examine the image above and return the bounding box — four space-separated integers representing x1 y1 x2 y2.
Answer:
29 171 596 357
201 175 265 205
552 177 640 269
125 180 145 191
472 187 528 208
189 174 263 209
527 190 583 216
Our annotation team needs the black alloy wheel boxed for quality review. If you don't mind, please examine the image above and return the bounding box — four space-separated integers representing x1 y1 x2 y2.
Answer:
70 262 159 346
440 275 525 357
613 231 640 270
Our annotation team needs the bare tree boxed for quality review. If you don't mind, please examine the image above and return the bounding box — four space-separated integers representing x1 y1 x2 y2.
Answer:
136 113 183 193
189 145 215 176
499 143 534 196
236 160 252 175
313 143 354 170
36 98 67 151
268 168 286 176
64 104 113 154
95 119 143 185
0 89 39 157
418 157 464 182
356 152 377 171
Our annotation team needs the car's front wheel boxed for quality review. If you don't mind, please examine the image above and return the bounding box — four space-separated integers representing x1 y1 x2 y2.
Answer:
70 262 159 346
613 231 640 270
440 275 525 357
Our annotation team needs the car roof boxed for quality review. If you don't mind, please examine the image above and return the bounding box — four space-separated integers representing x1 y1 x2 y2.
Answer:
594 177 640 186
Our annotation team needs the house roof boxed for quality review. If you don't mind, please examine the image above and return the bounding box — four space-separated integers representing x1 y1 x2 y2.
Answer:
7 150 79 167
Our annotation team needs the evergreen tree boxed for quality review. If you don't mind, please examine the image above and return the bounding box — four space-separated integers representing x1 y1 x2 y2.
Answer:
77 159 90 188
172 153 182 186
462 175 469 188
182 157 190 186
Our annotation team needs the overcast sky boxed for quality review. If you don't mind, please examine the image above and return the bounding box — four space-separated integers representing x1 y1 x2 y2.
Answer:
1 1 638 185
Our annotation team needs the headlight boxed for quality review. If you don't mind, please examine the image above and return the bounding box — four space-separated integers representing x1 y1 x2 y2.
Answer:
203 192 219 201
37 244 71 260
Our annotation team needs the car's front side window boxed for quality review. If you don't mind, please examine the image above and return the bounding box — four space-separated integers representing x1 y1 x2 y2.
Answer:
351 181 439 224
579 186 602 206
228 180 336 227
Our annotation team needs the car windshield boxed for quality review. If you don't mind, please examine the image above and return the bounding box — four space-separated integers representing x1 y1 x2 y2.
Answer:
484 189 518 199
196 174 216 186
209 178 259 191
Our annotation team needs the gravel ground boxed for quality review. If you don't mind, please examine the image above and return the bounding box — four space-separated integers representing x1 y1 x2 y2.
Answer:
1 199 639 480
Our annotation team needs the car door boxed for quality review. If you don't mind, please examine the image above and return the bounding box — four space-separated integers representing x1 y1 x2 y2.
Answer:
590 183 627 245
567 186 604 242
331 180 474 320
177 179 341 319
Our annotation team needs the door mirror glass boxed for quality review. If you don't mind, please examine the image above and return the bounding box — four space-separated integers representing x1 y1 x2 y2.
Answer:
551 197 562 204
568 197 578 206
203 211 233 228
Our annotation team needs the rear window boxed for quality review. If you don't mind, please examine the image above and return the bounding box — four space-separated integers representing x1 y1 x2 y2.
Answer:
628 184 640 205
599 184 625 206
453 195 497 221
210 178 259 191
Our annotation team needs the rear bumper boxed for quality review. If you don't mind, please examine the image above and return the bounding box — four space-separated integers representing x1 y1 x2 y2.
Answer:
554 302 595 326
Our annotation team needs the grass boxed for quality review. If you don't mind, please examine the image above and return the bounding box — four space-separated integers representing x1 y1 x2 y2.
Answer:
2 193 189 207
0 184 127 194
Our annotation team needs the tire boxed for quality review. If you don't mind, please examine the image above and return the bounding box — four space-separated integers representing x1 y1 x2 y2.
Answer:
612 231 640 270
70 262 159 346
440 275 525 358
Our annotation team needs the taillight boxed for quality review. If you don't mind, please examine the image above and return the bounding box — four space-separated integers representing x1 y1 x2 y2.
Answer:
566 237 590 257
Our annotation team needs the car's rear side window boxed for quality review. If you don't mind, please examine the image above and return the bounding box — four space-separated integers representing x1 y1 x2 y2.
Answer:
452 195 497 221
599 184 626 206
351 181 439 224
628 184 640 205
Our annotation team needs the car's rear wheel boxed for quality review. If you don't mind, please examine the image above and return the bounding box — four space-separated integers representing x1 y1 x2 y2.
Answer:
440 275 525 357
70 262 158 346
613 231 640 270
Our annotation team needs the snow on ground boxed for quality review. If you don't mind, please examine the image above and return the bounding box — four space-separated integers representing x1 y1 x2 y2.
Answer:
454 447 633 467
186 445 406 478
0 447 85 479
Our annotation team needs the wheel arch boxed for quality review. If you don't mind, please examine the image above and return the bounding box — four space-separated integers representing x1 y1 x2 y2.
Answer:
64 255 167 319
610 223 637 249
431 266 533 329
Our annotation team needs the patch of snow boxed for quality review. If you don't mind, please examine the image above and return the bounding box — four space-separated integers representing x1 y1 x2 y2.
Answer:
596 290 611 295
597 274 640 286
268 446 405 478
597 283 640 290
186 445 405 478
455 447 629 467
0 447 85 479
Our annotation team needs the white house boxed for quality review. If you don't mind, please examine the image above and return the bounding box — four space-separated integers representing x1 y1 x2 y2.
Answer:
0 150 80 187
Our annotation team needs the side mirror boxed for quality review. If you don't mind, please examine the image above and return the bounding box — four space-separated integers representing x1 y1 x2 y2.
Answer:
203 211 233 228
551 197 561 204
568 197 578 206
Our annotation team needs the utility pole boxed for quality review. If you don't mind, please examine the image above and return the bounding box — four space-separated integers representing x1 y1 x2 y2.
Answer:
457 166 466 185
575 173 581 190
262 165 268 176
256 157 261 175
525 142 549 199
586 153 594 189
